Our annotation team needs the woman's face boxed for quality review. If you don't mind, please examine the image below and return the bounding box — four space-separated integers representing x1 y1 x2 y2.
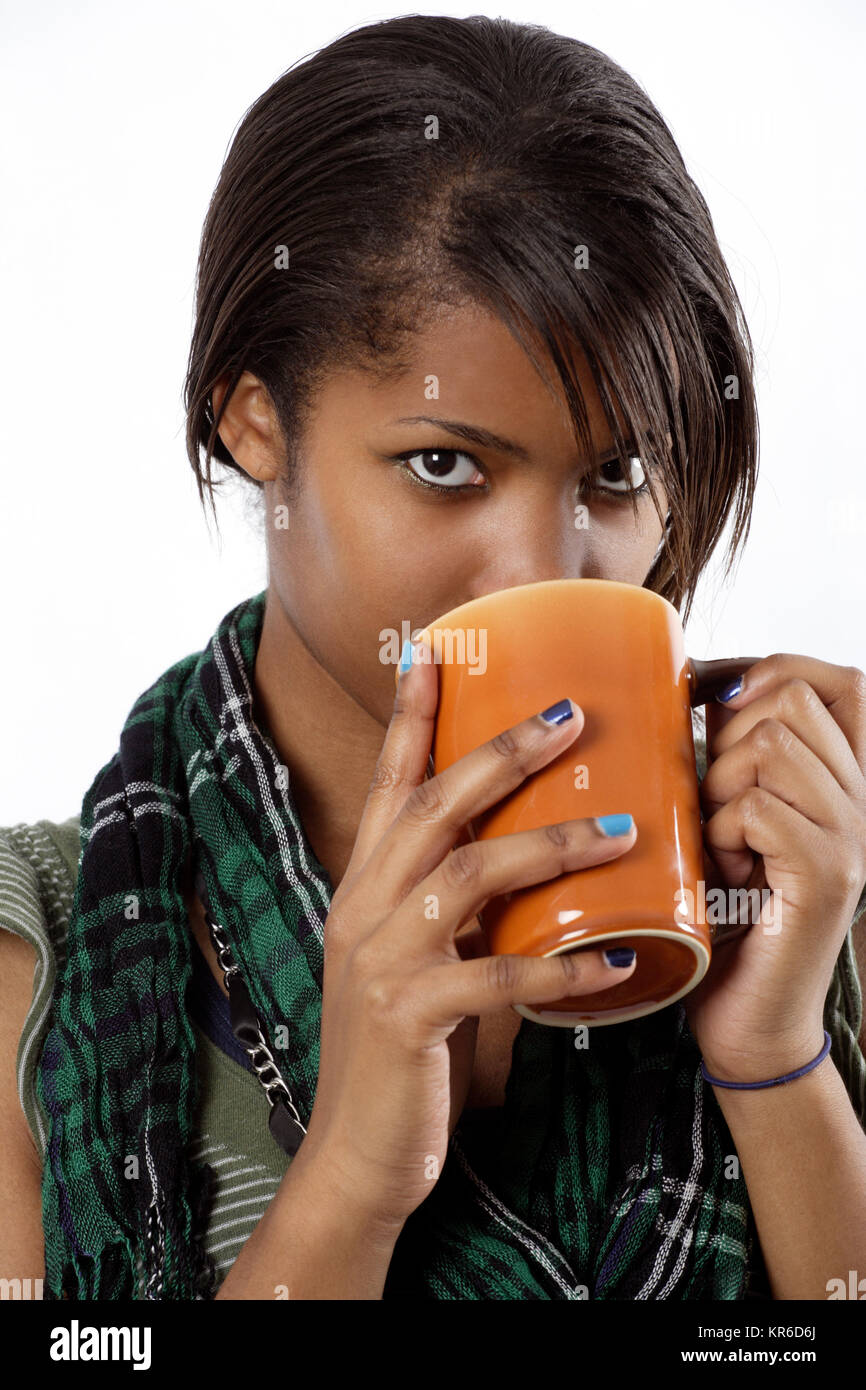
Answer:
218 299 670 727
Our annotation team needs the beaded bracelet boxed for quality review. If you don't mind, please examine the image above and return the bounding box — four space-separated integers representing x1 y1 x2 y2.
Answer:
700 1030 832 1090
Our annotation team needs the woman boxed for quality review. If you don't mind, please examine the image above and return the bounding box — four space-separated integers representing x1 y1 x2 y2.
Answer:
2 14 865 1302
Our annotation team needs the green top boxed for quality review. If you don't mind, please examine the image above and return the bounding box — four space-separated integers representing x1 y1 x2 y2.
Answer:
3 729 866 1295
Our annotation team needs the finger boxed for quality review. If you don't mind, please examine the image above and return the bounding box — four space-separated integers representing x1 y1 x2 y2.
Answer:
703 653 866 775
700 720 855 833
346 638 439 877
392 812 637 956
703 786 819 890
415 946 638 1041
702 856 767 942
704 834 755 892
689 656 763 708
704 698 740 766
357 696 587 910
692 659 763 763
698 838 761 917
706 678 865 802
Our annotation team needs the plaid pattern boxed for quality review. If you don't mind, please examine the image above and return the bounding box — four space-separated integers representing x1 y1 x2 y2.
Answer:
37 590 807 1299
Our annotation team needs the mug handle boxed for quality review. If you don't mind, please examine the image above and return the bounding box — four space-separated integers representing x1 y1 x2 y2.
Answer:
687 654 770 943
686 655 762 708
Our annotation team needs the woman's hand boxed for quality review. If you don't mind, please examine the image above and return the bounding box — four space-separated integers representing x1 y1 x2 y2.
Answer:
294 642 639 1236
683 654 866 1082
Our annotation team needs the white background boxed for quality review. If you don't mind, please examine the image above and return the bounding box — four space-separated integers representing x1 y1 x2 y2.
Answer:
2 0 863 823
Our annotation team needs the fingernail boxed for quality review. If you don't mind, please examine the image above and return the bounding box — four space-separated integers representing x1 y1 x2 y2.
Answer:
538 698 574 726
716 676 743 704
595 813 633 837
398 639 415 677
604 947 636 968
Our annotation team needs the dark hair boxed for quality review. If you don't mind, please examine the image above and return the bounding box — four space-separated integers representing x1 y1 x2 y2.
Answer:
184 13 758 624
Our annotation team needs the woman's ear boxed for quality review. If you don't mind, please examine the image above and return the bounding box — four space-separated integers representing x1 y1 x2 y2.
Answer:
210 371 284 483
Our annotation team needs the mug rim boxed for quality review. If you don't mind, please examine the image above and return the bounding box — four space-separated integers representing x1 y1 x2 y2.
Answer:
515 929 710 1028
392 579 685 688
419 577 681 640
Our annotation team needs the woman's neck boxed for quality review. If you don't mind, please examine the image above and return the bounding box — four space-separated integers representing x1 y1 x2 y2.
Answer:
251 590 388 891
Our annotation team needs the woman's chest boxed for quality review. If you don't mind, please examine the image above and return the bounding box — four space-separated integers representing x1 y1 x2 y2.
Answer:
184 881 521 1113
463 1007 523 1109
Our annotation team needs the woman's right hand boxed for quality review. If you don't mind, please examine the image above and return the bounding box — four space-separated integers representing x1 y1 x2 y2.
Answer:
294 641 638 1239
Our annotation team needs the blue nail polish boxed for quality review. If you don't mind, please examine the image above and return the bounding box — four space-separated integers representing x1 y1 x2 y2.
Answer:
398 639 415 676
539 699 574 725
716 676 743 704
604 947 636 968
596 813 633 837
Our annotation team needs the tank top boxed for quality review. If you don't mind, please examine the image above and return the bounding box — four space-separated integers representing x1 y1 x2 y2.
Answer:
0 817 290 1292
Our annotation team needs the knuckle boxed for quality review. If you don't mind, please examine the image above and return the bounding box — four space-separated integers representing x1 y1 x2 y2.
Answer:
442 843 482 889
840 858 865 897
361 971 400 1020
401 775 449 825
764 652 793 674
752 717 791 757
558 949 587 983
846 666 866 708
369 759 406 797
740 785 772 824
488 725 533 781
486 952 520 994
489 725 521 761
780 677 817 718
542 820 571 852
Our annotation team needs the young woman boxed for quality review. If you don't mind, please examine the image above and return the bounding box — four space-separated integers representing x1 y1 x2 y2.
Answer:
2 14 865 1302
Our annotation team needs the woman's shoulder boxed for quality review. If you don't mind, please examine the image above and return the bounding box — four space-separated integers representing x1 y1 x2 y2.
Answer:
0 816 289 1290
0 814 82 934
0 815 81 1156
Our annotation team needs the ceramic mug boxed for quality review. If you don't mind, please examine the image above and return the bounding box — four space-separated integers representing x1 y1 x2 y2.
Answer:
396 578 755 1027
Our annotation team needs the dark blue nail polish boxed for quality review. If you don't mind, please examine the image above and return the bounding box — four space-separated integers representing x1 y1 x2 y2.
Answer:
716 676 743 704
539 699 574 725
604 947 636 968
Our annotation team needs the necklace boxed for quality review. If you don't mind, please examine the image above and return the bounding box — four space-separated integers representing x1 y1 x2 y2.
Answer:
193 869 307 1158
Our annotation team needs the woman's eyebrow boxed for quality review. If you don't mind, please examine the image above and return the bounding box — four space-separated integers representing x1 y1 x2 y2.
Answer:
392 415 532 460
392 415 660 463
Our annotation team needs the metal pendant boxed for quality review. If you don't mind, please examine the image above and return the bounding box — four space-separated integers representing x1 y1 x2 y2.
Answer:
268 1095 307 1158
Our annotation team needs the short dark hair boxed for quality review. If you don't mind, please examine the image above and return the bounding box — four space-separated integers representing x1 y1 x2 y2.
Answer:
184 14 759 624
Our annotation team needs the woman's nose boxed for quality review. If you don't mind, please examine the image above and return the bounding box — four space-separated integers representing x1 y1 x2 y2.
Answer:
465 509 594 595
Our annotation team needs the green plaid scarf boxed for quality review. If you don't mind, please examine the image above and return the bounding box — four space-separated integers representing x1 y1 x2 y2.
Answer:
39 590 764 1300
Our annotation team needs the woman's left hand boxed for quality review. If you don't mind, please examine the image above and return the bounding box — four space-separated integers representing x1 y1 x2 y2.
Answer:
683 654 866 1082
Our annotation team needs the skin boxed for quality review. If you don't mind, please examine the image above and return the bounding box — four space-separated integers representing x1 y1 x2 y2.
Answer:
3 299 866 1300
209 296 866 1299
211 299 670 893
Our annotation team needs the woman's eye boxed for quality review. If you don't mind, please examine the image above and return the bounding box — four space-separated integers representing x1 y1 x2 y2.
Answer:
400 449 485 489
586 454 647 494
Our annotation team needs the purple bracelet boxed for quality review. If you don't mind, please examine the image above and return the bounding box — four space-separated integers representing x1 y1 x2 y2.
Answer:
700 1030 832 1089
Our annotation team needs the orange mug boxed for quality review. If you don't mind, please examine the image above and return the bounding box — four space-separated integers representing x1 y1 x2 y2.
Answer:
395 579 743 1027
